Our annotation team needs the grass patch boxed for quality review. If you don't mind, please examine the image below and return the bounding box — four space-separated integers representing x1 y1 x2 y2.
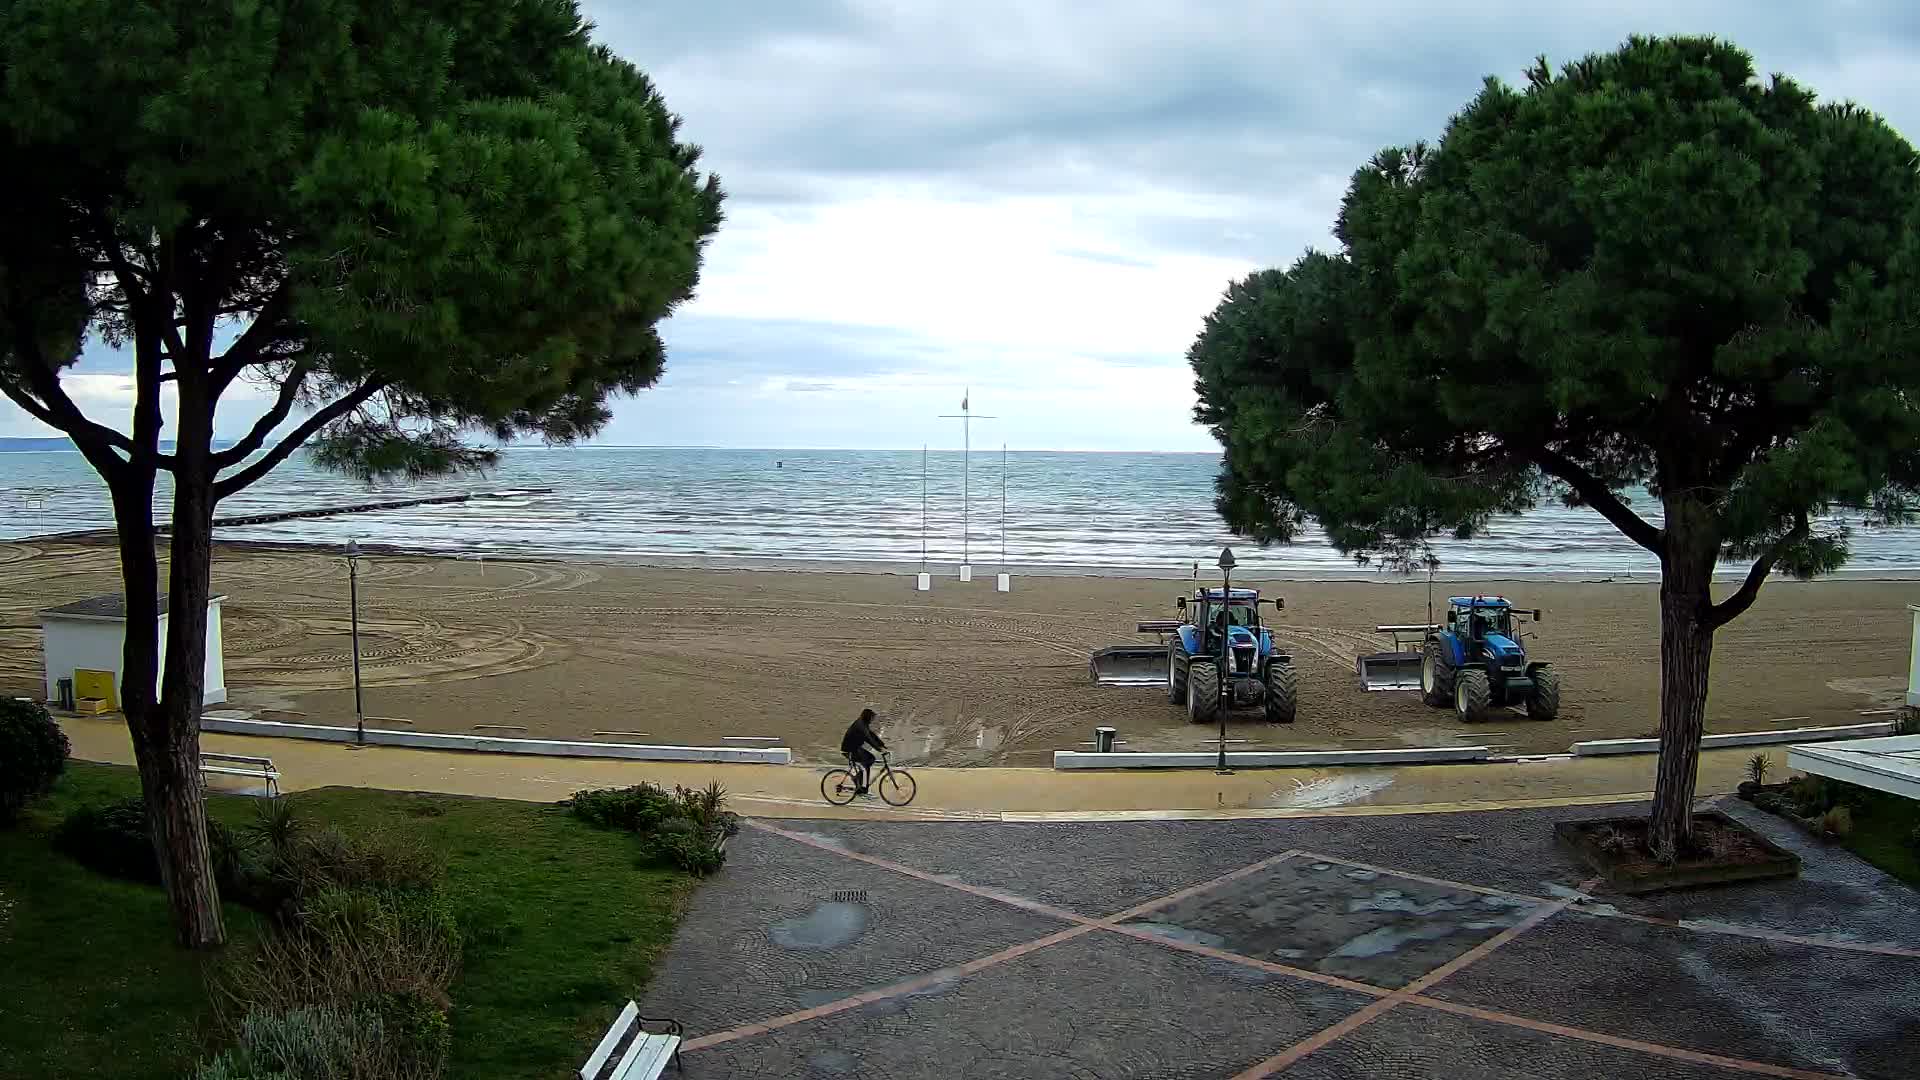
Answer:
1836 787 1920 888
0 763 697 1080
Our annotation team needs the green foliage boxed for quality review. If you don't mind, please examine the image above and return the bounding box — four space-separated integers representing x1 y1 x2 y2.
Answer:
567 781 734 874
7 763 696 1080
566 783 679 833
0 0 724 482
1192 35 1920 581
55 797 159 882
0 698 68 824
1896 708 1920 737
195 999 443 1080
1745 754 1773 786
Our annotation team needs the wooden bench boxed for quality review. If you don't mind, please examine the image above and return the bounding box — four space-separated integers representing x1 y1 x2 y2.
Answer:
199 752 280 797
580 1001 682 1079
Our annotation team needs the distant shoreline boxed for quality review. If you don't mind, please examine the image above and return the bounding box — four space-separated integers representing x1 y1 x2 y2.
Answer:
15 528 1920 584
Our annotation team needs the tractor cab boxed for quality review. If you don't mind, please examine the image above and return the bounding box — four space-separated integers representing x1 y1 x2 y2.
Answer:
1180 588 1266 654
1447 597 1522 663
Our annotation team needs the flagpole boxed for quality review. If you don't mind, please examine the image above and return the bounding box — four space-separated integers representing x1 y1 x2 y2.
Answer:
1000 443 1007 572
939 391 995 577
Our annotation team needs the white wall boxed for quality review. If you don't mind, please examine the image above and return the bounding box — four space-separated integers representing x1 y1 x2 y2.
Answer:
41 619 128 703
1909 606 1920 708
40 598 227 706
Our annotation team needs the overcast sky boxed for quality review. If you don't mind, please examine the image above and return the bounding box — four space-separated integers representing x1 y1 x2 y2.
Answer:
9 1 1920 451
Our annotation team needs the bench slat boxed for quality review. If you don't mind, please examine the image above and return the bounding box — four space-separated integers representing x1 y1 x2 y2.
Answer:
612 1034 678 1080
580 1001 639 1080
201 765 279 777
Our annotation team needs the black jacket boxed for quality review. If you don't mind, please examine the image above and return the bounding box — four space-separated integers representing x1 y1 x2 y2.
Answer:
841 717 886 757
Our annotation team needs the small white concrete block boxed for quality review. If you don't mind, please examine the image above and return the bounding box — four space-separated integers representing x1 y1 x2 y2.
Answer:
997 573 1011 592
959 564 973 582
916 572 932 591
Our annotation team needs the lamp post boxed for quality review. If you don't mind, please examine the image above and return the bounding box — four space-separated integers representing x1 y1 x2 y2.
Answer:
1215 545 1236 775
346 540 365 745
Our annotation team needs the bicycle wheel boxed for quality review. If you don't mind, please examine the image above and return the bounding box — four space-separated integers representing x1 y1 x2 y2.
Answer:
820 768 858 806
877 768 917 806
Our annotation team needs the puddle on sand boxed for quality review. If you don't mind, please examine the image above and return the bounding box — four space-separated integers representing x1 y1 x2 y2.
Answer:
771 902 867 950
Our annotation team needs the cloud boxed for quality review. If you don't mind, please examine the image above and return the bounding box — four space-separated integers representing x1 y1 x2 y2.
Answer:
10 3 1920 452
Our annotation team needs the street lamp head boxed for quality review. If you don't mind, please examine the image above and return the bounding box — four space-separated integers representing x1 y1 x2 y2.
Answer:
1217 546 1236 572
345 539 360 561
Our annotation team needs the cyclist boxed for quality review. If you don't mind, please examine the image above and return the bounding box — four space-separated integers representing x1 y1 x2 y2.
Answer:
839 708 887 796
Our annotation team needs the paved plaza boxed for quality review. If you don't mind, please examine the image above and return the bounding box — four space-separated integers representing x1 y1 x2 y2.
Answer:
642 798 1919 1078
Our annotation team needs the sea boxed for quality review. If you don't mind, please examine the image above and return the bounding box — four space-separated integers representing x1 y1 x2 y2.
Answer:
4 446 1919 579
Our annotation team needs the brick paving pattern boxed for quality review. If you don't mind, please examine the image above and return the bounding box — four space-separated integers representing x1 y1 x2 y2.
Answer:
642 799 1919 1078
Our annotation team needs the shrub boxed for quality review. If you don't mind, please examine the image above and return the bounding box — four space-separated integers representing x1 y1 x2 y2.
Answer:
1753 792 1785 814
642 830 726 876
196 999 446 1080
277 825 445 899
1788 775 1833 817
565 783 678 832
0 698 69 823
1745 753 1772 786
1895 707 1920 737
674 781 740 838
1821 806 1855 839
1908 825 1920 855
55 798 158 882
214 885 461 1022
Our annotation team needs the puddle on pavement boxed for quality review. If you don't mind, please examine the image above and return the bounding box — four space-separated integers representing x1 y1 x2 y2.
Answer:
1263 773 1395 809
771 901 867 950
1126 921 1228 949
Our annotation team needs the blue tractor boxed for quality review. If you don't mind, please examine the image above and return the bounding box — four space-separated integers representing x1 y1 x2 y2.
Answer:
1168 588 1297 724
1419 596 1560 722
1090 585 1297 724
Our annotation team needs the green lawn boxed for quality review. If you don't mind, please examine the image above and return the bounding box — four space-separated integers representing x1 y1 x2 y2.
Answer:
0 763 697 1080
1839 787 1920 888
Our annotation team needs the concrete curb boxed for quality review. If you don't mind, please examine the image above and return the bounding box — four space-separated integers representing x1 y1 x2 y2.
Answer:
1052 746 1490 770
1570 722 1892 757
197 716 792 765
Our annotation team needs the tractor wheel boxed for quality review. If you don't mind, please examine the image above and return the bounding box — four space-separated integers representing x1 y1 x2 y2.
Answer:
1168 646 1188 704
1187 662 1221 723
1421 639 1455 708
1454 669 1490 723
1264 661 1297 724
1527 668 1562 720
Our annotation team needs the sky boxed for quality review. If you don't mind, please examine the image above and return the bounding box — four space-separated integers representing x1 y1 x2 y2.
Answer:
8 2 1920 452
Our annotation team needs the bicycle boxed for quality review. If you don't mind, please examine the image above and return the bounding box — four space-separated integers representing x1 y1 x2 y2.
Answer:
821 752 917 806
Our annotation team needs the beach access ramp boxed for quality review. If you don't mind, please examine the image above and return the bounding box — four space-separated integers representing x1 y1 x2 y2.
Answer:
1355 624 1434 691
1088 620 1181 686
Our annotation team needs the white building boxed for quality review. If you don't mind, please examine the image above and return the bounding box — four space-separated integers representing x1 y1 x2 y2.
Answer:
38 592 227 708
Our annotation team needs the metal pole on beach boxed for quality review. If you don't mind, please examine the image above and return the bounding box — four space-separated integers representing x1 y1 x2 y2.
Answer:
1000 443 1007 571
1216 546 1236 775
939 392 995 578
346 539 365 745
921 444 928 566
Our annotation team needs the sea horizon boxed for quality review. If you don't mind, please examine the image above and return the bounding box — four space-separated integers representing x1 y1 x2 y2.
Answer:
7 445 1920 578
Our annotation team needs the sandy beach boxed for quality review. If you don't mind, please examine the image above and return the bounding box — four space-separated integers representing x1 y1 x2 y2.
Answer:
2 538 1913 766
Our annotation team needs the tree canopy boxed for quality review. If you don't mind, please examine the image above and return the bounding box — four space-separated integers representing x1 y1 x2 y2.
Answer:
0 0 722 947
1 0 723 482
1195 35 1920 604
1191 35 1920 857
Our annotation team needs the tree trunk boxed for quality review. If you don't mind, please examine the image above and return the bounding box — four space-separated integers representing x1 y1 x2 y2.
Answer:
154 374 226 949
109 463 227 948
1649 501 1719 862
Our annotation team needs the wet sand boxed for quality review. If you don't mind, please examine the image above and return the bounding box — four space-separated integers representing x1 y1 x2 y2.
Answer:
2 539 1913 765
